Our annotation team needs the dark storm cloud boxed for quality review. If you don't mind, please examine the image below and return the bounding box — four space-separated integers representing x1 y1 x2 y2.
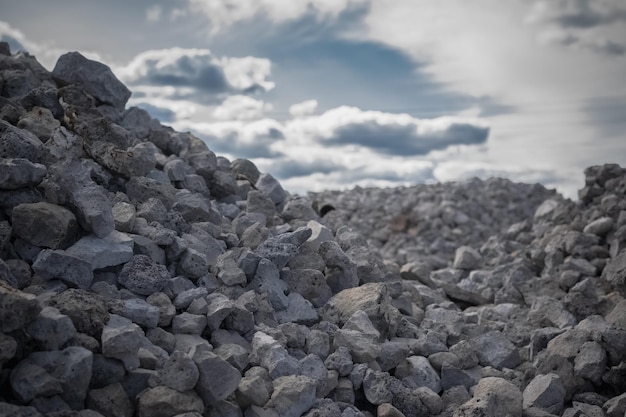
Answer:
119 48 274 103
267 158 346 179
326 119 489 156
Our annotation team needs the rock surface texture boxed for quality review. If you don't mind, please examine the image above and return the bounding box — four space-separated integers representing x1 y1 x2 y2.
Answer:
0 44 625 417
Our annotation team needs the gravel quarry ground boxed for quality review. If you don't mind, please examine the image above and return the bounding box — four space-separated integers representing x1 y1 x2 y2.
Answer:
1 44 626 417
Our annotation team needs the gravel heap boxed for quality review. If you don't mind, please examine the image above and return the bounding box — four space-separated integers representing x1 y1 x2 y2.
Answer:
1 44 625 417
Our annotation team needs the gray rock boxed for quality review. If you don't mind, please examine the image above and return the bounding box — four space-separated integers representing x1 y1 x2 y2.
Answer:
604 392 626 417
0 120 45 162
472 330 521 370
26 306 76 350
249 258 289 311
174 287 209 310
583 217 613 236
236 366 273 408
53 52 131 110
267 375 317 417
101 314 144 370
395 355 441 393
192 346 241 406
118 255 170 296
172 312 207 335
529 296 577 328
362 369 394 405
324 346 353 377
454 376 522 417
146 292 176 327
250 331 301 379
523 373 566 415
32 249 93 289
112 202 136 232
306 329 330 359
174 192 220 223
0 158 46 190
157 350 199 392
11 202 79 249
20 346 93 410
0 402 43 417
453 246 482 270
17 106 60 141
0 282 41 333
415 387 443 416
256 173 288 205
69 180 115 238
86 382 133 417
574 341 607 383
48 288 109 338
322 283 391 336
136 386 204 417
66 231 134 270
280 269 332 308
602 251 626 295
215 343 249 371
276 292 319 325
10 361 63 403
91 354 126 389
109 298 160 329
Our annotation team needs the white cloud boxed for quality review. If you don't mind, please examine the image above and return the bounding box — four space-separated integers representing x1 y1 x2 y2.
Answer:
116 48 274 99
351 0 626 197
183 0 368 32
289 99 319 117
212 95 273 120
146 5 163 22
284 105 489 156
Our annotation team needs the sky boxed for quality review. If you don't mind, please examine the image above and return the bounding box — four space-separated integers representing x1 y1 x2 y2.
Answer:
1 0 626 199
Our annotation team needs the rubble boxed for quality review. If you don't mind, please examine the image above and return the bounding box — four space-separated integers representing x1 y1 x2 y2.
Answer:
0 44 625 417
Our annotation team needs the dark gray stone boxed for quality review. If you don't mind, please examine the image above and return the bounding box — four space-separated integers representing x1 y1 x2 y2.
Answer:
53 52 131 110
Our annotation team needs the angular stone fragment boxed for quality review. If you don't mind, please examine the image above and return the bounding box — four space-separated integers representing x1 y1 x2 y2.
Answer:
66 231 134 270
48 288 109 338
12 202 79 249
53 52 131 110
20 346 93 410
471 330 521 370
86 382 133 417
136 386 204 417
574 341 607 383
0 120 45 162
0 158 46 190
26 306 76 350
157 350 199 392
118 255 170 296
101 314 144 370
602 251 626 295
523 373 566 415
0 282 41 333
250 331 301 379
267 375 316 417
192 346 241 406
32 249 94 289
17 106 60 141
10 361 63 403
109 298 160 329
583 216 613 236
455 377 522 417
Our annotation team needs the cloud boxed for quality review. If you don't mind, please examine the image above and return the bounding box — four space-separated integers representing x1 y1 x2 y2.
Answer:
286 106 489 156
181 0 369 32
525 0 626 29
117 48 274 102
526 0 626 55
146 5 163 22
212 95 273 120
289 99 319 117
176 118 285 158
